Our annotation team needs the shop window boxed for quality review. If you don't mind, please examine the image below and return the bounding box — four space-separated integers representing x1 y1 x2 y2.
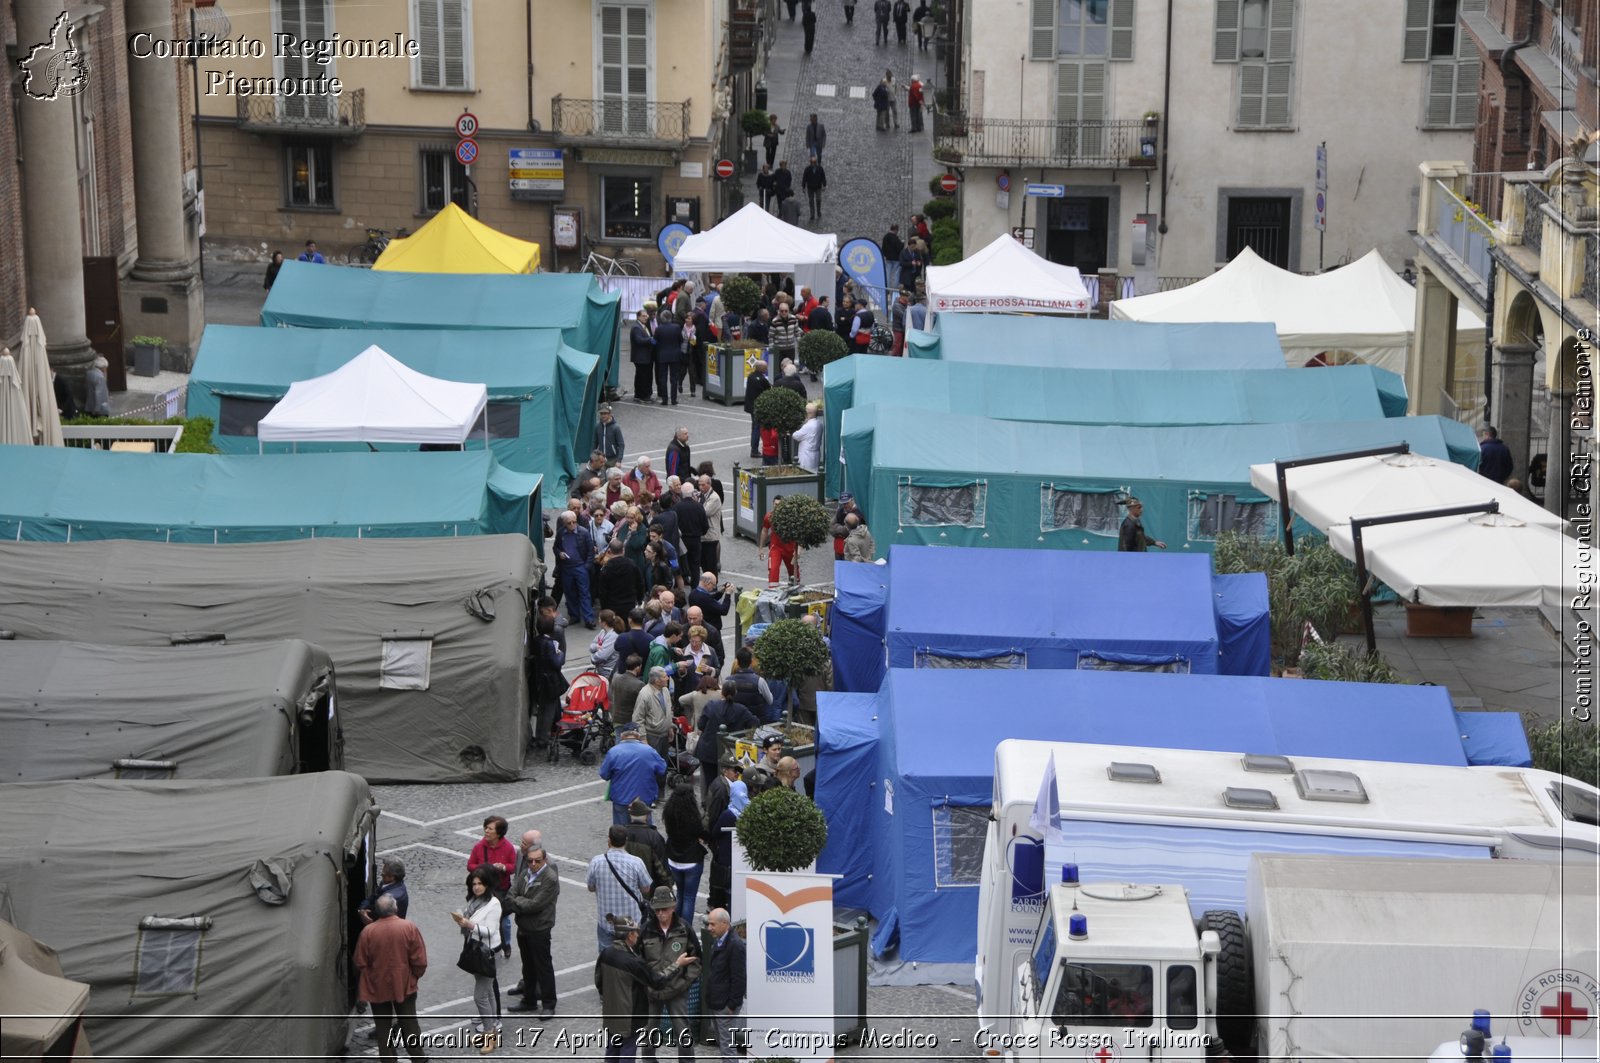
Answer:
601 175 654 240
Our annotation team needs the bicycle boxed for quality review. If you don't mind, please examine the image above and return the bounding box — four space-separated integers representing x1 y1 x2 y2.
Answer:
581 247 642 277
349 226 409 266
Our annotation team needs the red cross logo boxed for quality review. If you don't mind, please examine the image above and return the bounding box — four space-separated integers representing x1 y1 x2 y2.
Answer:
1542 990 1591 1036
1086 1044 1119 1062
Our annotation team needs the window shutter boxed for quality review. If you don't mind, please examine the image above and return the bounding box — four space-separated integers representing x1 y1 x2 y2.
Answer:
1030 0 1056 61
1402 0 1430 61
441 0 465 88
1056 59 1081 122
1457 0 1485 55
601 6 623 97
1237 61 1266 127
416 0 441 86
1452 56 1481 126
1081 60 1106 154
1263 62 1292 126
1265 0 1294 61
1425 58 1456 126
1109 0 1134 60
1214 0 1241 62
626 6 648 96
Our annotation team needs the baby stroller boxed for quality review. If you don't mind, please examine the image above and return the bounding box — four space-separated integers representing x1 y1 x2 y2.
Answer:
548 670 614 765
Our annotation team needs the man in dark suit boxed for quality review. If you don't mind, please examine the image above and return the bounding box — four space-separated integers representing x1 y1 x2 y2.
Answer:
743 360 772 458
706 907 746 1060
687 572 734 637
672 486 710 589
695 685 759 793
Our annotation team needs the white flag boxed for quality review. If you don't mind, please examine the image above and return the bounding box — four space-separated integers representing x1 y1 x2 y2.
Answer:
1029 752 1064 843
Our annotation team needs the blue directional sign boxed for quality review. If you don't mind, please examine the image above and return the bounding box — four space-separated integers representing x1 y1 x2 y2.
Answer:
1025 183 1066 198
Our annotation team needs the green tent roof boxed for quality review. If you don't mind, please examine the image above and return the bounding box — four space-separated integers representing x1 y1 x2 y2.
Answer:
0 446 541 543
905 316 1286 368
188 326 598 485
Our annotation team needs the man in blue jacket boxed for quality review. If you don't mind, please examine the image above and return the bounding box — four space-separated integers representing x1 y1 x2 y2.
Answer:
556 510 598 627
599 725 668 825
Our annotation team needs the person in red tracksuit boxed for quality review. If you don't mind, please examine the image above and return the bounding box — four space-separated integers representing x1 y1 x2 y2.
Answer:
759 509 798 584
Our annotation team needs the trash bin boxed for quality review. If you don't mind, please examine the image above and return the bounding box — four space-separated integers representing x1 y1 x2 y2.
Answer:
755 82 768 111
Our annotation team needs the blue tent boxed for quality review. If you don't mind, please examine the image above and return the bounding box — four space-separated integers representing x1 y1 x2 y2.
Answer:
260 260 622 417
0 446 541 544
814 692 882 909
822 355 1408 499
1455 710 1534 766
905 316 1286 369
814 667 1474 966
1213 572 1271 676
840 406 1480 555
188 326 599 488
883 545 1227 673
831 561 889 693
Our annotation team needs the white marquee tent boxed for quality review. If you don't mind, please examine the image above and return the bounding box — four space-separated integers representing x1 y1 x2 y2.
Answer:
256 344 489 449
671 202 838 299
1110 247 1485 375
926 234 1092 314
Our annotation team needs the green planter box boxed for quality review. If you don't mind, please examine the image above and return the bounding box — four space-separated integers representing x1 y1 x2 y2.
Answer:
704 918 869 1045
705 344 767 406
732 463 824 543
717 721 818 783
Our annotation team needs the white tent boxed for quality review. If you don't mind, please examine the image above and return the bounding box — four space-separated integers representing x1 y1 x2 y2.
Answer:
926 234 1092 314
1110 247 1484 375
671 202 838 298
1327 512 1591 611
1248 452 1566 534
256 344 488 448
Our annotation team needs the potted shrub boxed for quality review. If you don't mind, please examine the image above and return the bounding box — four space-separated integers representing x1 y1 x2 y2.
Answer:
797 330 848 377
706 274 768 405
1214 532 1359 673
732 392 820 539
740 109 770 171
922 197 956 221
752 617 830 724
129 336 166 378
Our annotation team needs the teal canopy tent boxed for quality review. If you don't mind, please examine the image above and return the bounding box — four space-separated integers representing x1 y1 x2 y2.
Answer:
188 326 597 488
821 355 1408 498
904 315 1286 368
0 445 542 545
838 406 1478 555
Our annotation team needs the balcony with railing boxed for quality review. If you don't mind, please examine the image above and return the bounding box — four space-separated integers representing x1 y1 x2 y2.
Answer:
932 110 1158 170
1428 178 1497 296
236 88 365 137
551 96 692 149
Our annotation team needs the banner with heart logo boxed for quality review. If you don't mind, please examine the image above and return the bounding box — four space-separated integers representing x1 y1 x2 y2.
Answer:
745 870 839 1063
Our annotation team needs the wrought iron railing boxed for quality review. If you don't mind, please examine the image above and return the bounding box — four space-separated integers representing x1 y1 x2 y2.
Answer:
236 88 365 134
932 112 1157 169
1431 179 1495 286
1521 183 1550 259
1584 232 1598 306
551 96 691 144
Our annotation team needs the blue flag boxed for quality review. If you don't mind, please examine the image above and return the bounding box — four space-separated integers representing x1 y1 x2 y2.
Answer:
657 223 693 271
838 236 888 310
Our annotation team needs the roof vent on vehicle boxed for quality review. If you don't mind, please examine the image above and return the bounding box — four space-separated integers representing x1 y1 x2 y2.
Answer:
1242 753 1294 774
1294 769 1369 803
1107 761 1161 784
1223 787 1279 811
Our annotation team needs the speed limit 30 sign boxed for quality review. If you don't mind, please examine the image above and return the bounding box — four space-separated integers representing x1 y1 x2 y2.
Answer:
455 112 480 139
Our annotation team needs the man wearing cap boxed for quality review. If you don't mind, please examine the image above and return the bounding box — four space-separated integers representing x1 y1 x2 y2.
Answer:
596 405 626 466
623 797 673 895
505 844 559 1020
600 725 668 826
639 887 701 1061
1117 497 1166 552
597 914 694 1063
589 826 657 954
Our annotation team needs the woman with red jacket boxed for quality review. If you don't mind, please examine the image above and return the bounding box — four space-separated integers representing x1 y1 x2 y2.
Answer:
468 816 518 957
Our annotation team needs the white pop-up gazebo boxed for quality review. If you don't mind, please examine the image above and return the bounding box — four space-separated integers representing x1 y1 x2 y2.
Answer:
926 233 1092 314
1111 247 1484 374
256 344 489 451
671 202 838 299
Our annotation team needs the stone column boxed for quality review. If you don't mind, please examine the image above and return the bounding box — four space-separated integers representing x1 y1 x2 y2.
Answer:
1491 343 1537 482
119 0 204 371
1549 388 1573 521
1407 267 1459 415
16 0 95 376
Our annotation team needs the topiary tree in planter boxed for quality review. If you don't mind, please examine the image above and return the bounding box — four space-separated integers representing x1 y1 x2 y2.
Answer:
1214 532 1359 669
922 197 956 221
721 274 762 320
754 385 806 432
770 494 832 549
753 618 831 723
798 329 848 375
740 109 771 168
737 787 828 872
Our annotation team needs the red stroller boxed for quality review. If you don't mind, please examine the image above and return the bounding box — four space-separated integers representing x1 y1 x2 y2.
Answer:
548 670 613 765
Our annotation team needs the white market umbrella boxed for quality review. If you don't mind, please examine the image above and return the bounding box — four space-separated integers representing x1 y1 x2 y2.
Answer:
18 310 62 446
0 350 36 446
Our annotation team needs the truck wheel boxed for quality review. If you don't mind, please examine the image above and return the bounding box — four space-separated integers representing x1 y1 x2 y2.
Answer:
1200 909 1253 1058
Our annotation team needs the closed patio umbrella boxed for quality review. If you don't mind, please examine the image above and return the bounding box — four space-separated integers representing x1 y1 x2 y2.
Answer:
18 309 62 446
0 350 36 446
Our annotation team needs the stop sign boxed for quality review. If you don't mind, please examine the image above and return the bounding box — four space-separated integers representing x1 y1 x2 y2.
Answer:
715 159 736 179
939 172 959 193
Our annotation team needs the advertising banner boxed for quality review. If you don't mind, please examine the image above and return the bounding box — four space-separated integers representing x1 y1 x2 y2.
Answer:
745 870 839 1063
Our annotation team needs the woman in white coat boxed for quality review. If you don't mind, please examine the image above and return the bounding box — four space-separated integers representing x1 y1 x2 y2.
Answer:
453 867 504 1052
792 402 824 474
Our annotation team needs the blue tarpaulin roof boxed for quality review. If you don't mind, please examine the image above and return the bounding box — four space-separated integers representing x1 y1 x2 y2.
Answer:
883 544 1224 673
0 446 541 543
187 326 599 487
1454 710 1534 766
822 355 1408 498
816 667 1474 966
905 316 1286 369
1212 572 1272 677
831 561 889 694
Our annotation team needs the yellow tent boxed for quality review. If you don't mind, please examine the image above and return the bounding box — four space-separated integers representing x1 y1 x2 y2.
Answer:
373 203 541 274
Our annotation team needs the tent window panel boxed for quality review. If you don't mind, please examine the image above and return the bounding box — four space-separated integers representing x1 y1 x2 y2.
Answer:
914 649 1027 670
486 402 521 439
1042 486 1121 534
380 637 433 690
898 479 987 528
932 804 989 887
1187 493 1275 541
1077 654 1191 674
134 924 205 996
217 397 278 438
